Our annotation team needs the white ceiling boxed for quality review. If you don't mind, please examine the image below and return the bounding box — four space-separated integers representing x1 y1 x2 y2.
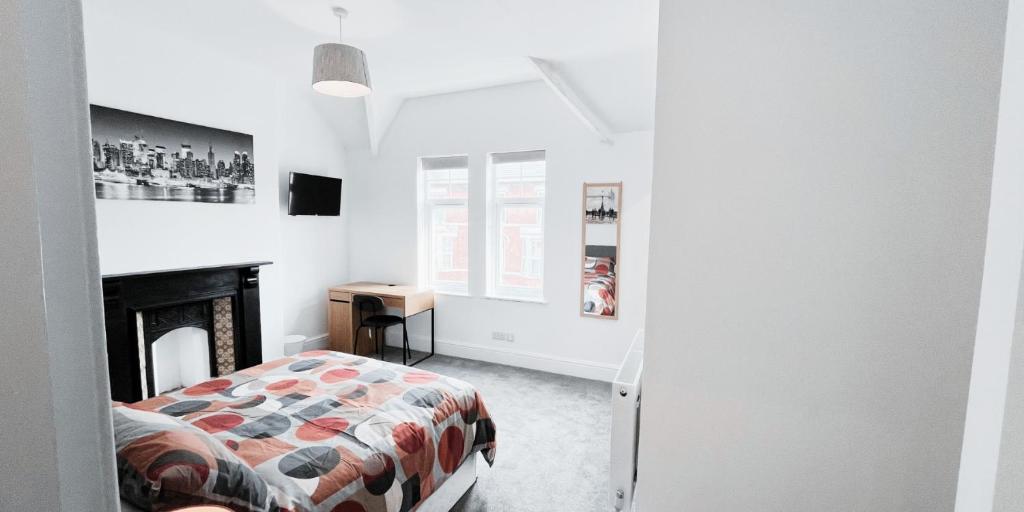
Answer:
84 0 660 149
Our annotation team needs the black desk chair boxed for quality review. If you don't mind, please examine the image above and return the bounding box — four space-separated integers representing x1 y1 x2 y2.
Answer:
352 294 412 362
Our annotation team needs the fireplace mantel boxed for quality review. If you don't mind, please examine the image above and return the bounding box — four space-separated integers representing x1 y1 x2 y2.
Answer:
102 261 271 402
103 261 273 281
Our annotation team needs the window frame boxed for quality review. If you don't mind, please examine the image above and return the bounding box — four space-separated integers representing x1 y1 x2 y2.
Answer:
486 150 547 301
418 156 470 295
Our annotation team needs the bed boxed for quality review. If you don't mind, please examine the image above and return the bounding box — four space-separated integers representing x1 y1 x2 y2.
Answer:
113 350 497 511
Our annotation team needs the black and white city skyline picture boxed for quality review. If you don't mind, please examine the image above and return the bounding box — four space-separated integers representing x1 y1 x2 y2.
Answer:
586 186 620 224
89 105 255 204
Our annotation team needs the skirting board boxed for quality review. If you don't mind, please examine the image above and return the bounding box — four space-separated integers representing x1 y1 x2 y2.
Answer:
306 332 617 381
412 336 618 382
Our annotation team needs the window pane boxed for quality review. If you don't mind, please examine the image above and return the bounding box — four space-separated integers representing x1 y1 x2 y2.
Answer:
427 181 451 200
498 205 543 290
424 169 450 181
424 167 470 200
495 160 545 199
420 155 469 293
424 169 449 200
450 168 469 199
431 205 469 289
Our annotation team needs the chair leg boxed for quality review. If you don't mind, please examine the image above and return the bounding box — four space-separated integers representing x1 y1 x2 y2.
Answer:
354 325 364 356
377 327 384 360
372 327 378 359
387 325 395 362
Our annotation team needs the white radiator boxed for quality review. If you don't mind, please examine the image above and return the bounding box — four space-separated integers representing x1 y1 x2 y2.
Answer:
611 329 644 511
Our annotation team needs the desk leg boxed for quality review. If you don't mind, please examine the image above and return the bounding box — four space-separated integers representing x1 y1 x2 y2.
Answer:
402 319 408 366
406 308 435 367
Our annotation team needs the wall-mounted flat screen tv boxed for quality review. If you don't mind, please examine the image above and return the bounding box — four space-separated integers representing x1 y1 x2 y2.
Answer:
288 172 342 216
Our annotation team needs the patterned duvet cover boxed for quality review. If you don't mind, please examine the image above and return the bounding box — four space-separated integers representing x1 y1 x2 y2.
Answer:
113 351 496 512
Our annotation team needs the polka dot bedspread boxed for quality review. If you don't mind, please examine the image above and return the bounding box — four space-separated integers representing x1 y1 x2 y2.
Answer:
112 350 497 511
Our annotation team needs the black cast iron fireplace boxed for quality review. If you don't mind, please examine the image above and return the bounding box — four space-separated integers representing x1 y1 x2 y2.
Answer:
101 261 271 402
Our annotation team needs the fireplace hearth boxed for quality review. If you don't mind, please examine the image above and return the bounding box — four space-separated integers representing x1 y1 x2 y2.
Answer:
102 262 271 402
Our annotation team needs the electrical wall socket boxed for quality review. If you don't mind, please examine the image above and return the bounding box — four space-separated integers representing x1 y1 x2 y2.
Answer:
491 331 515 342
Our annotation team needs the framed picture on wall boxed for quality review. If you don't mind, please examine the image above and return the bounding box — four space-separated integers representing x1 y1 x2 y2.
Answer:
585 185 620 224
89 105 255 204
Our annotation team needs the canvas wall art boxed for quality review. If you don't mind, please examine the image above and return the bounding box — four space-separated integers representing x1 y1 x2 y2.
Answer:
89 105 255 204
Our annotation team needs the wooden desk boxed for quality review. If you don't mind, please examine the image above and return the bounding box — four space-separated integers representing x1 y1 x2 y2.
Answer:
327 282 435 366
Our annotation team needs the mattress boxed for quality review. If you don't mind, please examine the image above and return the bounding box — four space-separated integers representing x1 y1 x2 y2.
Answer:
113 350 497 511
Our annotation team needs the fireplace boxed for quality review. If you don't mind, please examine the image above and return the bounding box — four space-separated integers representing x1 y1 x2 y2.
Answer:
102 262 271 402
140 297 236 396
149 325 211 396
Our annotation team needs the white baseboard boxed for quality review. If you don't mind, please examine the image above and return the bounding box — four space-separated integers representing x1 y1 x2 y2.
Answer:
317 330 617 381
410 336 617 382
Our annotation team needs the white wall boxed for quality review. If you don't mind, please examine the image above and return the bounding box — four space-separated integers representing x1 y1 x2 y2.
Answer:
959 1 1024 510
0 0 119 508
82 4 350 359
994 270 1024 512
347 81 653 380
276 93 351 346
640 0 1007 510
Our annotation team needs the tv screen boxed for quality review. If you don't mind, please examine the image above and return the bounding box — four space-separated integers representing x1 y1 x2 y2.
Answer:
288 172 342 216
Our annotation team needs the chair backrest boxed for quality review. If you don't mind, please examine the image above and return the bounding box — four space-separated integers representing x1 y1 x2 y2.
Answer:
352 294 385 323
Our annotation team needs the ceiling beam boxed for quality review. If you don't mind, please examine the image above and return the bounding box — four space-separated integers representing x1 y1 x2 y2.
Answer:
528 57 614 145
364 95 405 156
364 96 380 156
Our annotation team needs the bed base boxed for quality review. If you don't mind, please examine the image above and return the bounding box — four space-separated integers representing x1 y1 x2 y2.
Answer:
417 452 478 511
118 453 479 512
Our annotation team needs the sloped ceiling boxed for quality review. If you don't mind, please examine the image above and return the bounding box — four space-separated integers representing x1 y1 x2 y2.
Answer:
83 0 660 150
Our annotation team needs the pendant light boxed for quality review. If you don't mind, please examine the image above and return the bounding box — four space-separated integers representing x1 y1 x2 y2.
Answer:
312 6 371 98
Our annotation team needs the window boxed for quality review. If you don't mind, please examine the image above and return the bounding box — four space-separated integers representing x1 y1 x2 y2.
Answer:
419 156 470 294
488 150 546 300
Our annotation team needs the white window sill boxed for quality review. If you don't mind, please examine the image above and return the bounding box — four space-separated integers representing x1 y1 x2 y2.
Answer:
483 295 548 305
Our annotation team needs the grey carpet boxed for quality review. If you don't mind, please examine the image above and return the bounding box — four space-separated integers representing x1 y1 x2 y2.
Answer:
413 354 612 512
